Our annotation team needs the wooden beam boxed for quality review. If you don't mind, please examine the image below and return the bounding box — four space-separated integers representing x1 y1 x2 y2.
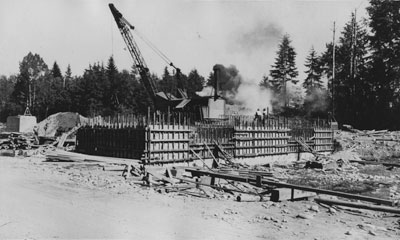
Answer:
350 160 400 168
315 198 400 214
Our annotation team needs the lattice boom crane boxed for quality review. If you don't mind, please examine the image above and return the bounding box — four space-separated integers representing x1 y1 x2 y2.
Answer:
109 3 159 103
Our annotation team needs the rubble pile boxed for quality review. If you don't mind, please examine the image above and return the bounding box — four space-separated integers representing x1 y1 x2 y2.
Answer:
335 127 400 161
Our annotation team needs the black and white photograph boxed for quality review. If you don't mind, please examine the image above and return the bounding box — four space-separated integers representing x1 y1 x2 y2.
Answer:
0 0 400 239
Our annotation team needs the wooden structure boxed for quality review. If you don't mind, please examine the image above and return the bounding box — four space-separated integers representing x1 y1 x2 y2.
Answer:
76 112 334 164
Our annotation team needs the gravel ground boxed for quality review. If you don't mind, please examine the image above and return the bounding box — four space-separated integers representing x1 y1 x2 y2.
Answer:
0 155 399 239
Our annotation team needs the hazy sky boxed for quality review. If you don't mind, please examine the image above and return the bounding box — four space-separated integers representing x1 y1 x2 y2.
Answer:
0 0 368 83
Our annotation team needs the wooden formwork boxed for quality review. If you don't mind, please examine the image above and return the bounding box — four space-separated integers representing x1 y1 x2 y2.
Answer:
190 124 235 160
233 125 290 158
76 126 146 159
313 128 334 152
145 124 191 163
76 113 334 163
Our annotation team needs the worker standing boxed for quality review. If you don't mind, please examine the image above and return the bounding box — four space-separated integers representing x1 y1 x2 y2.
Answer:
262 108 267 126
33 125 39 145
255 108 262 122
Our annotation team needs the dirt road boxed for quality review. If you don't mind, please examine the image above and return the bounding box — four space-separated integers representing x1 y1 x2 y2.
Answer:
0 156 398 239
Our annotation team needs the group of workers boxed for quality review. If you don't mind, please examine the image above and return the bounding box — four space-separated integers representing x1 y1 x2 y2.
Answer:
254 108 268 123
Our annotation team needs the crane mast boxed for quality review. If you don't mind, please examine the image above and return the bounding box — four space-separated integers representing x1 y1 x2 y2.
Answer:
109 3 158 103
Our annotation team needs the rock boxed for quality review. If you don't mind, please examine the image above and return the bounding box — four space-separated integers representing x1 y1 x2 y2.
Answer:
282 209 290 214
329 207 337 214
368 230 377 236
296 213 313 219
270 217 279 223
345 231 352 235
271 202 280 208
309 205 319 212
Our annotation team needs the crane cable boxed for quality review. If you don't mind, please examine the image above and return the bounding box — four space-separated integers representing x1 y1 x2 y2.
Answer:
134 29 178 70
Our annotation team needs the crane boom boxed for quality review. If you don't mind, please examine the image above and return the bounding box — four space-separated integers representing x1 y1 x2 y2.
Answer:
109 3 158 101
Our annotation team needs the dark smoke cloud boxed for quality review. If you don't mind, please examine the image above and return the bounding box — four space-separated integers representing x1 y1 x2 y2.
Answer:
304 88 329 114
236 22 283 53
212 64 273 114
213 64 242 102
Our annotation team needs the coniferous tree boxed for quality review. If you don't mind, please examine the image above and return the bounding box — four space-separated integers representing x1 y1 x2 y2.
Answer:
269 34 298 107
367 0 400 129
303 47 323 95
259 76 272 89
64 64 72 89
320 14 369 127
106 56 119 114
0 75 17 121
206 72 215 87
52 61 62 79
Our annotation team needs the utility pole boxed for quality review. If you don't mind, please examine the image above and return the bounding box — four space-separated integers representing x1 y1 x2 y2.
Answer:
353 9 357 78
348 10 358 124
332 21 336 120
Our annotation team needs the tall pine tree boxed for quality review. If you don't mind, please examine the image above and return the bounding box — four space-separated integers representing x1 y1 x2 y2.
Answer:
269 34 298 107
303 47 323 95
320 14 369 127
367 0 400 129
52 61 62 79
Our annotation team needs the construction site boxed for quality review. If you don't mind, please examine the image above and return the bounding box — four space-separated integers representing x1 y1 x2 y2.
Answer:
1 1 400 240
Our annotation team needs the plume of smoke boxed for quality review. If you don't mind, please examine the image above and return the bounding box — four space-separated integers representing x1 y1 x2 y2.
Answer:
214 64 242 99
304 88 329 115
213 64 273 115
270 83 304 113
235 22 283 53
234 83 273 115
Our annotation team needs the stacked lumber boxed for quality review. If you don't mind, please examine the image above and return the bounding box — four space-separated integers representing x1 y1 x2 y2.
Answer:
45 150 141 165
0 132 36 150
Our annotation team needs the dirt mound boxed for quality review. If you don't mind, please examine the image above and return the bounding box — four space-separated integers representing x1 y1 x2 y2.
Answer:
37 112 87 137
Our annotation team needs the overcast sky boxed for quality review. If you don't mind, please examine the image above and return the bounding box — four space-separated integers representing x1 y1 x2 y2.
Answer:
0 0 368 84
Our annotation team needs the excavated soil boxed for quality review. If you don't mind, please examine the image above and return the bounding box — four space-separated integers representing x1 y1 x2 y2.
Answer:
36 112 87 137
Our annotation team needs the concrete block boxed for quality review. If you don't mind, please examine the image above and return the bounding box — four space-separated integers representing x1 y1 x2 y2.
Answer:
6 115 37 133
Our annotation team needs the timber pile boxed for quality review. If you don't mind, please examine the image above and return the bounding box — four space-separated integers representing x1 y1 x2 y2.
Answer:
0 132 36 150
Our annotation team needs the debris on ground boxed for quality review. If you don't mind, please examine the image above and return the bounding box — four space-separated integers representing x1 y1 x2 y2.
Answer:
1 127 400 239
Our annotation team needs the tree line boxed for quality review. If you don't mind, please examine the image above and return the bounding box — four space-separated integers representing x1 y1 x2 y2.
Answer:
260 0 400 129
0 55 205 122
0 0 399 129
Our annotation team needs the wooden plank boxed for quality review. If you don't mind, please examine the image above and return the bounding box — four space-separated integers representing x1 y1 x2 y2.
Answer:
350 160 400 168
315 198 400 214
